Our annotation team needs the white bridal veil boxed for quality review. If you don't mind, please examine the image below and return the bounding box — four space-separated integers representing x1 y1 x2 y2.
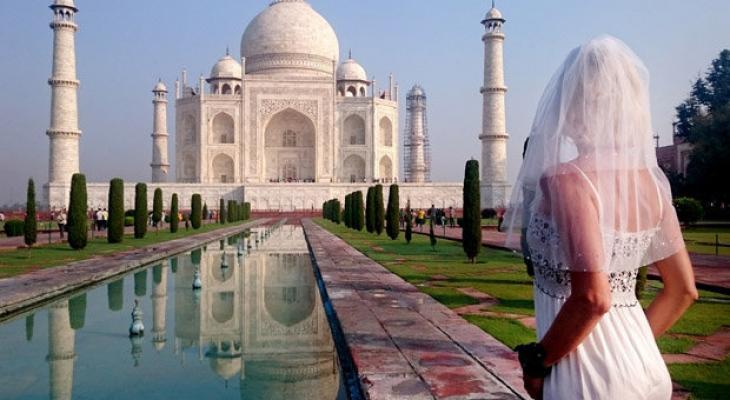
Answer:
505 36 685 272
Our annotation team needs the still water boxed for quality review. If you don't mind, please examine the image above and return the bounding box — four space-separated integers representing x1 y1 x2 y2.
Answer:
0 225 346 399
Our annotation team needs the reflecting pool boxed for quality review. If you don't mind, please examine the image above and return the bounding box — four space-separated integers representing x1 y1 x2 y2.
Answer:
0 225 346 399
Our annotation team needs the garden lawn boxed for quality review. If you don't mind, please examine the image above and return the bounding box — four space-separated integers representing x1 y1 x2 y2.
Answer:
0 221 249 279
682 226 730 256
316 218 730 400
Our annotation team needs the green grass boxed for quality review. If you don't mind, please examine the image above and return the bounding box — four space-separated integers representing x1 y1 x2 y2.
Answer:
463 315 536 350
315 218 730 400
668 357 730 400
0 221 249 278
682 226 730 256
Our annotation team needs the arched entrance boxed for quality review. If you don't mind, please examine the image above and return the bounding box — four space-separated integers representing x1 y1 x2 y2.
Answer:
212 154 234 183
341 154 366 182
264 109 316 182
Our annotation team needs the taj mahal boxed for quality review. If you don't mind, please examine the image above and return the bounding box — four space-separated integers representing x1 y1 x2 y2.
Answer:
44 0 511 211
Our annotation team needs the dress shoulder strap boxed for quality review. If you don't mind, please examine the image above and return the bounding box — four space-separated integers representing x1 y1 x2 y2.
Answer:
566 162 603 215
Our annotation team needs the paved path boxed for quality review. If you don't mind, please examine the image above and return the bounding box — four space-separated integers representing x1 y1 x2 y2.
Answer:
0 219 267 319
413 226 730 293
303 219 527 400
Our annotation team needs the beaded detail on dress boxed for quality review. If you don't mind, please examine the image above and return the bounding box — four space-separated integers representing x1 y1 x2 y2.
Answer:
527 213 657 307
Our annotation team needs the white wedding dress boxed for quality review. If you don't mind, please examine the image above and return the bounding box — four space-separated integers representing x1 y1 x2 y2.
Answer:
526 171 673 400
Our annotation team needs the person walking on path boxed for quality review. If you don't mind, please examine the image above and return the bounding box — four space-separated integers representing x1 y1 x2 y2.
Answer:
505 36 697 400
56 209 67 240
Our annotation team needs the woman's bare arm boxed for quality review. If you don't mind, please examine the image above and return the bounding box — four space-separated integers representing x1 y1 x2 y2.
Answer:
644 249 698 337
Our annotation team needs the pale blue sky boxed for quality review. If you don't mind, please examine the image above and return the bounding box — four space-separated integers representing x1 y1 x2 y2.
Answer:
1 0 728 204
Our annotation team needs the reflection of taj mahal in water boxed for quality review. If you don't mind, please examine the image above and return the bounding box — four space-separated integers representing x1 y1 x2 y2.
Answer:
42 226 341 399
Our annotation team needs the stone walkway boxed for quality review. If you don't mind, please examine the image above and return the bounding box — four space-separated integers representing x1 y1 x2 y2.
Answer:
413 226 730 294
303 219 528 400
0 219 267 318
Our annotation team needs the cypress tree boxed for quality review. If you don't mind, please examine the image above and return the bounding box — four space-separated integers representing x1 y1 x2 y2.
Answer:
374 184 385 235
405 200 413 244
219 198 226 224
354 191 365 231
228 200 236 223
170 193 179 233
365 187 375 233
107 178 125 243
68 293 87 330
191 194 202 229
67 173 88 250
24 178 37 248
202 203 208 222
152 188 163 228
107 279 124 312
462 160 482 263
244 202 251 220
346 194 353 228
333 199 341 224
343 195 349 227
386 184 400 240
134 183 147 239
25 314 34 342
134 270 147 297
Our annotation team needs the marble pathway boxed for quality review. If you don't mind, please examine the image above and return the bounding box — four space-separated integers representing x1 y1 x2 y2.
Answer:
302 219 527 400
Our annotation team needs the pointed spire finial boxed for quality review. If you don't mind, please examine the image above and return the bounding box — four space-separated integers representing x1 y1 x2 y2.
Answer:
348 48 352 59
226 46 230 56
492 0 496 8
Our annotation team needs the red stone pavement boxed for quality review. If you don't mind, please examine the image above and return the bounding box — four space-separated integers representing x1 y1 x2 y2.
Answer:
412 225 730 294
303 219 528 399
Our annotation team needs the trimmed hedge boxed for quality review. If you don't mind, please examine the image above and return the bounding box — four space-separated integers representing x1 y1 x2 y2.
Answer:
191 194 202 229
386 184 400 240
107 178 124 243
366 187 375 233
674 197 704 225
353 191 365 231
462 160 481 263
374 184 385 235
170 194 179 233
4 220 24 237
24 178 37 247
219 198 226 224
134 183 147 239
152 188 163 227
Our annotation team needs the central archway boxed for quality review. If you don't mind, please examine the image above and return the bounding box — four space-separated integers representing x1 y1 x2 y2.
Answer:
264 109 316 182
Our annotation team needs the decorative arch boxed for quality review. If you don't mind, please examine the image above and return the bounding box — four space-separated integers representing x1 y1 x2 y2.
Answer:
379 155 393 180
212 113 235 144
346 86 357 97
344 114 366 146
221 84 232 95
234 85 241 95
359 87 366 97
264 108 316 182
212 153 235 183
182 153 196 181
342 154 366 183
380 117 393 147
212 292 234 324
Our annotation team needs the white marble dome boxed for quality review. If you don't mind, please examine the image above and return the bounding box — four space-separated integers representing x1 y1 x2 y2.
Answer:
210 54 242 80
53 0 77 9
240 0 340 76
485 6 503 20
337 58 367 82
153 80 167 92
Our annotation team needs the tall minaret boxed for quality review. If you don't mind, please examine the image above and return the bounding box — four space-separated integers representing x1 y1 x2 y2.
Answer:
47 0 81 188
47 300 76 400
404 85 431 183
151 80 170 182
479 1 510 208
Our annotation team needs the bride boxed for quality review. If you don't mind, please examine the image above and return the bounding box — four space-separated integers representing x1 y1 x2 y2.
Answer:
505 36 698 399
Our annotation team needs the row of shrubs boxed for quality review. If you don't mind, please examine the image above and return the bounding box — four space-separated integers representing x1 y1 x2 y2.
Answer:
323 184 401 240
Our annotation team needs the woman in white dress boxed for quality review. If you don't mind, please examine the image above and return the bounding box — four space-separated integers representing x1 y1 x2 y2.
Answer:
505 36 698 399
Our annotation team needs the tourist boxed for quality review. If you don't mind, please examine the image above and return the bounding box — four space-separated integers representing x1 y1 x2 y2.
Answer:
0 211 5 223
416 209 425 231
448 206 455 228
505 36 697 400
56 208 67 240
95 208 103 232
101 208 108 230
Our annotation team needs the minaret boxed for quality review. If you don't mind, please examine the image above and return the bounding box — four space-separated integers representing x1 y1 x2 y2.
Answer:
151 80 170 182
151 263 168 351
47 0 81 189
479 1 510 207
404 85 431 183
47 300 76 400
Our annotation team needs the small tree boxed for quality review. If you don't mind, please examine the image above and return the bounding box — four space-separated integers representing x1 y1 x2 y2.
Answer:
344 194 351 228
244 202 251 220
354 191 365 231
385 184 400 240
462 160 482 263
374 184 385 235
67 173 88 250
333 199 341 224
366 187 375 233
24 178 37 248
170 194 179 233
405 200 413 244
673 197 704 225
191 194 202 229
152 188 163 228
219 198 226 224
429 218 437 251
107 178 125 243
228 200 236 223
134 183 147 239
202 203 208 222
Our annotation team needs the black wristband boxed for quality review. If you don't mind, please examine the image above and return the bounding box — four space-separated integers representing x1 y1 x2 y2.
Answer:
515 342 552 378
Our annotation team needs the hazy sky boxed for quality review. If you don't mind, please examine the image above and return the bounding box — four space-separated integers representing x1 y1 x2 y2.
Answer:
1 0 728 204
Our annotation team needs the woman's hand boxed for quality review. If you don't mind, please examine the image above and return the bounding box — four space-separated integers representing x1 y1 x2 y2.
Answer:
523 374 544 399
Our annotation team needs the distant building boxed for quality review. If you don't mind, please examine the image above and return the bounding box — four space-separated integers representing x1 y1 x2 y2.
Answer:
403 85 431 183
656 126 693 177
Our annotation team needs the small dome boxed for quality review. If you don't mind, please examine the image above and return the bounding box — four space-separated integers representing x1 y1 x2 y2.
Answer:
408 85 426 97
153 80 167 92
241 0 339 76
209 356 242 380
337 58 367 82
210 55 242 80
485 6 503 21
52 0 77 9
